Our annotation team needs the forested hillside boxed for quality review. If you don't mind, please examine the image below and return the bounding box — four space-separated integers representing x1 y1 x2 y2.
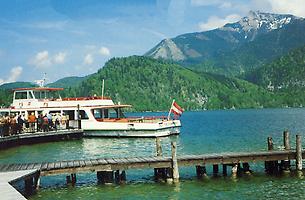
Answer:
65 56 277 111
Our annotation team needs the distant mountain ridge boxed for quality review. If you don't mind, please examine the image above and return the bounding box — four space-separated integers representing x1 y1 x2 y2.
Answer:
46 76 87 88
145 11 305 76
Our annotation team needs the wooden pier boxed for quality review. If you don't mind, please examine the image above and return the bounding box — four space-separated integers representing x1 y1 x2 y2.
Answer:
0 129 83 150
0 133 303 199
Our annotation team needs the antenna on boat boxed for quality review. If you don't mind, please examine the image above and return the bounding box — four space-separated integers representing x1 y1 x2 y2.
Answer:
35 73 47 88
102 79 105 99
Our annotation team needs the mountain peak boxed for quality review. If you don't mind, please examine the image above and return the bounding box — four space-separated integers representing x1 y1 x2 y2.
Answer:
144 38 186 61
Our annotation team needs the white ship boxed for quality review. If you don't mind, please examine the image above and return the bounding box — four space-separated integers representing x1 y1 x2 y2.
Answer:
0 86 181 137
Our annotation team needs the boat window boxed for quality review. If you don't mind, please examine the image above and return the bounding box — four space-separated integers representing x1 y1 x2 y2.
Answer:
15 91 27 99
79 110 89 119
63 110 75 120
28 91 34 99
109 109 118 119
93 109 103 119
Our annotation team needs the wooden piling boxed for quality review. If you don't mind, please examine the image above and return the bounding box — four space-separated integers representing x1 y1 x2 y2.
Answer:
222 164 227 176
283 130 290 150
296 135 302 171
71 173 76 185
213 164 219 176
265 136 279 174
267 137 273 150
242 163 251 174
25 177 34 195
196 165 207 178
66 175 71 184
156 137 162 157
231 164 238 176
281 130 291 171
171 141 179 182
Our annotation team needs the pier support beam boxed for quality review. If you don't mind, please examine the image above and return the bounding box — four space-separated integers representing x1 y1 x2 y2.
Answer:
97 171 114 184
114 170 126 184
24 177 34 195
154 168 168 181
196 165 207 179
222 164 227 176
242 163 251 174
296 135 302 171
213 164 219 176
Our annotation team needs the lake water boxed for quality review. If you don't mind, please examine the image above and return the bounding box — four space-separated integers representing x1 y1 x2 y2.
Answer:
1 108 305 199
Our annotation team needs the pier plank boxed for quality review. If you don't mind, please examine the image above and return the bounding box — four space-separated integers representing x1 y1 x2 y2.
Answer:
0 164 9 171
47 162 56 170
41 162 48 170
68 161 74 168
97 159 108 165
90 159 98 166
54 162 61 169
84 160 92 166
73 160 81 168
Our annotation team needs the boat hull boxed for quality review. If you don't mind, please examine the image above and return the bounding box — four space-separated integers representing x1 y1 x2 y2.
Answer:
78 119 181 138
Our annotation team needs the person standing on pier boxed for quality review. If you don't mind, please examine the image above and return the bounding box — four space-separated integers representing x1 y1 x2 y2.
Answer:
28 112 36 133
0 115 4 137
17 114 24 134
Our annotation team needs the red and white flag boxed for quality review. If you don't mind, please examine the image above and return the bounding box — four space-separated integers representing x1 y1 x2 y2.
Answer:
171 101 183 116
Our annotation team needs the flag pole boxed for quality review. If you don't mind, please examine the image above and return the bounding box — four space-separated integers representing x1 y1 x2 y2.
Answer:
167 99 175 120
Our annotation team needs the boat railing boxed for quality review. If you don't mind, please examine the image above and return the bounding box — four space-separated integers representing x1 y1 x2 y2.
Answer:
0 117 78 138
95 116 168 123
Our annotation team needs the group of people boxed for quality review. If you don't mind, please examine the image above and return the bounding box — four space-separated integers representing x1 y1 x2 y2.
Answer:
0 112 69 137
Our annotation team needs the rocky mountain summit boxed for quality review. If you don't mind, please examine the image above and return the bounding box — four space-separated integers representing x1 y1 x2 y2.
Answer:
145 11 305 76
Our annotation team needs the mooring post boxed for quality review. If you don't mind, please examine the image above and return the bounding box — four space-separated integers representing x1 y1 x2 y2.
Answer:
281 130 291 171
156 137 162 157
296 135 302 171
171 141 179 182
77 104 81 129
265 136 278 174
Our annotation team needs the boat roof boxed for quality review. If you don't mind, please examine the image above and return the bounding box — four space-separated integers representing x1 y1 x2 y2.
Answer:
86 104 132 109
13 87 64 92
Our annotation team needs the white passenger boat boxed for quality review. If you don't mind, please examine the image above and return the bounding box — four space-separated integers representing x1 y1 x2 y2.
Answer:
0 87 181 137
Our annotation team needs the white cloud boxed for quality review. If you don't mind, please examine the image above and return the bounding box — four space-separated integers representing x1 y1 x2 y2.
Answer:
191 0 222 6
84 54 94 65
267 0 305 17
198 14 241 31
30 50 67 68
7 66 23 83
99 47 111 56
30 50 51 68
0 66 23 85
53 52 67 64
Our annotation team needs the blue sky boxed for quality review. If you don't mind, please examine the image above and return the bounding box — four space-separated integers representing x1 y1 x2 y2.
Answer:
0 0 304 84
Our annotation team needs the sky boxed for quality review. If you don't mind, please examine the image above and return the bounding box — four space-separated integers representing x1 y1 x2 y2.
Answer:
0 0 305 84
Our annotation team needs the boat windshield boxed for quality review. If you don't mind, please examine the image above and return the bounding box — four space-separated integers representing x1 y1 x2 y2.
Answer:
92 108 125 119
33 90 61 99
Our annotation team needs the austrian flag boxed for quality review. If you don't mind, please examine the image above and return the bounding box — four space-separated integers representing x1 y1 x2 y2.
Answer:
171 101 183 116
